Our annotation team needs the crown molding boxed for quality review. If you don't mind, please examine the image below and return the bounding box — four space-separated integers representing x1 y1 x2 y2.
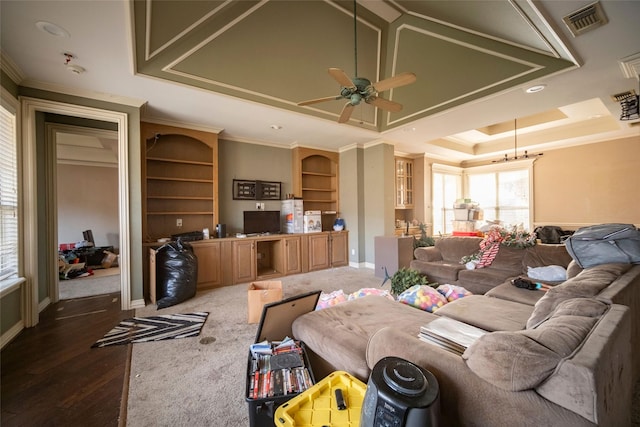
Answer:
1 51 25 85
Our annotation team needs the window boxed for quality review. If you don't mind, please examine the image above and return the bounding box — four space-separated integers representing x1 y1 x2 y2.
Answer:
432 165 462 235
0 98 18 282
465 161 534 230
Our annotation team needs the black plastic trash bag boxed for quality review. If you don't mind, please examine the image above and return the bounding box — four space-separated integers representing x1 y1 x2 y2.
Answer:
155 239 198 309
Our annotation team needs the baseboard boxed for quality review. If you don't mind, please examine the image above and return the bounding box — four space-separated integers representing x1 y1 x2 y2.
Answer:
349 261 373 269
1 320 24 350
38 297 51 313
129 298 146 310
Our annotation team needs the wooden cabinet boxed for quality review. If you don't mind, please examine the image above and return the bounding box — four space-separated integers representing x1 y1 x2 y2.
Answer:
305 231 349 272
141 122 218 242
233 240 256 283
395 157 414 208
307 233 330 271
282 236 302 275
293 147 339 231
190 240 232 289
147 232 348 301
329 231 349 267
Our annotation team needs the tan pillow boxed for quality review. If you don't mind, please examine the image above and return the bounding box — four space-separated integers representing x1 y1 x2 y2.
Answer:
526 264 627 328
464 298 608 391
463 331 560 391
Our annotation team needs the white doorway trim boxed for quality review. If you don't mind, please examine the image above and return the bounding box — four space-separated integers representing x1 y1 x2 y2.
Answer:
21 97 131 326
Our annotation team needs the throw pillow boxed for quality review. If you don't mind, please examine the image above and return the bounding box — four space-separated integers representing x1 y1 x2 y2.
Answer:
464 298 608 391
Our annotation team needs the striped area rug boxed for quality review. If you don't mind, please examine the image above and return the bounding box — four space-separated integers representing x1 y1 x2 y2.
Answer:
92 312 208 348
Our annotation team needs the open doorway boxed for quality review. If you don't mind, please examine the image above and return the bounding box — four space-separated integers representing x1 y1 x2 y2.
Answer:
21 97 132 327
50 123 121 301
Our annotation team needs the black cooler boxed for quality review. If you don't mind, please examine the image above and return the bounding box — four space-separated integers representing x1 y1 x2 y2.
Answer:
246 290 321 427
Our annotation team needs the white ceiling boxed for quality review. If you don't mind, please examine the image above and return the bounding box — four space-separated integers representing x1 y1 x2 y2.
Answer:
1 0 639 162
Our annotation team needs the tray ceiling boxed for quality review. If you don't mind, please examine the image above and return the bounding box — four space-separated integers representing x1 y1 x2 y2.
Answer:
132 0 576 131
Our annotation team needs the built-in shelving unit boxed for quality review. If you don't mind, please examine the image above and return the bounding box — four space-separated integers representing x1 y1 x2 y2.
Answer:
293 147 339 231
141 122 218 242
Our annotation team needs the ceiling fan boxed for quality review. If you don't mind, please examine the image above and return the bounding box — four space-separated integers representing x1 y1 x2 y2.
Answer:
297 1 417 123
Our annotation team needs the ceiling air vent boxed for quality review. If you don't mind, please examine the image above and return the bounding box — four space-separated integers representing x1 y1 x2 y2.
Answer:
611 90 636 103
563 1 608 37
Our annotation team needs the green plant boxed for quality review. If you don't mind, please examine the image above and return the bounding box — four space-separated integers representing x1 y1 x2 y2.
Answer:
390 268 433 296
413 222 435 249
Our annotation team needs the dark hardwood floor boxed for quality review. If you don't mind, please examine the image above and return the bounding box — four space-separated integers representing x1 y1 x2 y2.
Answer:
1 292 133 427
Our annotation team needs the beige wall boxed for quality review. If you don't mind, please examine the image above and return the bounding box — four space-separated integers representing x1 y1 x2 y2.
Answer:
533 136 640 228
57 164 120 248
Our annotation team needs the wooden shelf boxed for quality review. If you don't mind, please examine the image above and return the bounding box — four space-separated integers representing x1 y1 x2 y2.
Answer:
148 196 214 201
147 211 215 215
147 176 214 183
302 171 335 177
302 187 334 192
146 157 213 166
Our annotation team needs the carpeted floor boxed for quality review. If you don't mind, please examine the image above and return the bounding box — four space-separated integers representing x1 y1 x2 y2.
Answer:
124 266 640 426
125 266 382 426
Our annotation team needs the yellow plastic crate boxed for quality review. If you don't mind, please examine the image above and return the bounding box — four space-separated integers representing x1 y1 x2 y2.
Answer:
274 371 367 427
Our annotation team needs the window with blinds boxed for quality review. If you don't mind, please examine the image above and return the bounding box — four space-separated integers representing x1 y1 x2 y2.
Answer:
0 103 18 282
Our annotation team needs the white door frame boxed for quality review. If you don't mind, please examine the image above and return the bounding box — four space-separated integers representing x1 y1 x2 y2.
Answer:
21 97 131 326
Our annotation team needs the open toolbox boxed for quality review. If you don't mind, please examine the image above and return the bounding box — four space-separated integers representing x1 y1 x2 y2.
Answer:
274 370 367 427
246 290 321 427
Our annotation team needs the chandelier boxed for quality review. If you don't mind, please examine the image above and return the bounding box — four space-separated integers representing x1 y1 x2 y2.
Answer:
492 118 543 163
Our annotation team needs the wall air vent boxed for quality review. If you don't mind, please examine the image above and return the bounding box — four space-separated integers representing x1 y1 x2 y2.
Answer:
562 1 608 37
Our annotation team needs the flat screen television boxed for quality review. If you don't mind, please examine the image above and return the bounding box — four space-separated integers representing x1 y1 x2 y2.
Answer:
243 210 281 235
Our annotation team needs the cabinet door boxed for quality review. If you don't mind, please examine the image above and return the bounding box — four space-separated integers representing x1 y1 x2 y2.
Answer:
308 233 329 271
283 236 302 275
233 240 256 283
330 231 348 267
191 242 222 288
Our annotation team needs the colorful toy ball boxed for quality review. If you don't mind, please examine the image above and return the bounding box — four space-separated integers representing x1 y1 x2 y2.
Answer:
397 285 448 312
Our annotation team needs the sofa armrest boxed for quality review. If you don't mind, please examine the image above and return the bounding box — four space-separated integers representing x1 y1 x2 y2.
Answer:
365 327 594 427
413 246 443 262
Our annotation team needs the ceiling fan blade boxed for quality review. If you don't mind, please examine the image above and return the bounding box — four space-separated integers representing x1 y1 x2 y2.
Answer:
367 96 403 113
338 103 355 123
298 96 342 106
373 72 417 92
329 68 356 89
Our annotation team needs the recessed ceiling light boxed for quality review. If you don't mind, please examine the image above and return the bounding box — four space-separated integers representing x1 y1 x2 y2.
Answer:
525 84 547 94
403 127 416 132
270 125 282 130
35 21 70 38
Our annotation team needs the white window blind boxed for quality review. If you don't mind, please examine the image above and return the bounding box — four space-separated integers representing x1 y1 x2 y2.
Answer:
0 104 18 281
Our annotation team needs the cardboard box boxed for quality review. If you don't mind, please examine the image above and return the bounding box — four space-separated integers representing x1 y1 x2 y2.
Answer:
247 281 283 323
303 212 322 233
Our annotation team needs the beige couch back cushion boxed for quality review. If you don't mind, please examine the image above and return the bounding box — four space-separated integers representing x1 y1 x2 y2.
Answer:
463 298 608 392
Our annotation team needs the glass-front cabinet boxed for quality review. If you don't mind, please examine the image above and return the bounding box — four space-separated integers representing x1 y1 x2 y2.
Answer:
395 157 414 208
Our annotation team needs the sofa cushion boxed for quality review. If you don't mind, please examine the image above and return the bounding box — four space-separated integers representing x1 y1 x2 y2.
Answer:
485 279 547 306
526 263 632 328
416 261 466 283
435 295 532 331
292 295 438 381
463 298 609 392
456 267 519 294
487 245 526 271
434 236 481 262
523 243 573 273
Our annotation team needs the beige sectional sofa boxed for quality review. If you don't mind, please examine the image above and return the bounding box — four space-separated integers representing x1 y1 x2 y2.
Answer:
292 237 640 426
409 236 574 294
